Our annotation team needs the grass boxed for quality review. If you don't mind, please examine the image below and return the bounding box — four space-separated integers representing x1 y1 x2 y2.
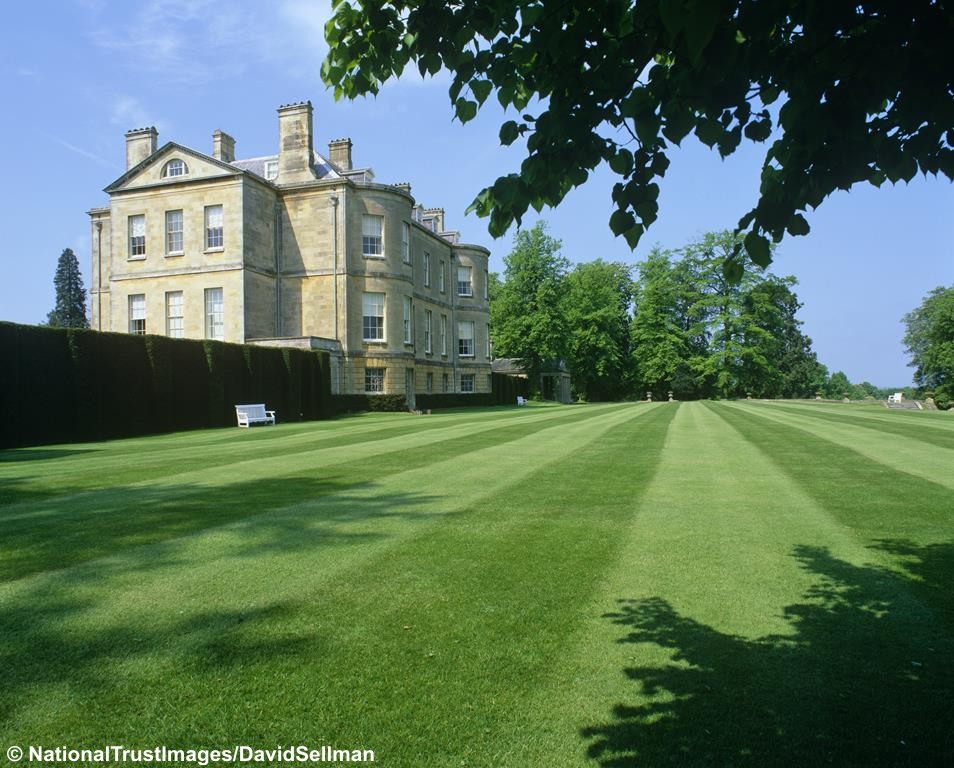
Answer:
1 401 953 766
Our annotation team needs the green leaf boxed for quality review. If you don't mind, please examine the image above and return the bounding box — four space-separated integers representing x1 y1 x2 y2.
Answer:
608 149 634 176
744 231 772 267
786 213 810 236
659 0 686 38
499 121 521 145
684 0 720 63
455 98 478 123
722 257 744 284
472 79 493 106
760 85 780 105
623 223 644 249
610 209 635 236
695 118 723 148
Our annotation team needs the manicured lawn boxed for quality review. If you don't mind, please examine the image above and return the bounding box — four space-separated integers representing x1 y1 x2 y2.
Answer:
1 401 953 766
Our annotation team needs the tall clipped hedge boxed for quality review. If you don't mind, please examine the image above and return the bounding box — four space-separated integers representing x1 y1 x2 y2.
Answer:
0 322 331 449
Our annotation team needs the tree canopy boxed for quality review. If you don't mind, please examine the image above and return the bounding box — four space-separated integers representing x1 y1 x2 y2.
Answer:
323 1 954 274
47 248 88 329
903 285 954 407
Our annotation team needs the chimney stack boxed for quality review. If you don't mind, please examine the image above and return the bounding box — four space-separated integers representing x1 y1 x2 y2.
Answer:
277 101 316 184
125 127 158 170
212 130 236 163
329 138 353 171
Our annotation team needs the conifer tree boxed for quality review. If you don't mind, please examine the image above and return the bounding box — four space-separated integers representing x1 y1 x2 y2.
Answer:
47 248 89 328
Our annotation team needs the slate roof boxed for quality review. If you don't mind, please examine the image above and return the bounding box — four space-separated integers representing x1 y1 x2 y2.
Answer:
231 152 340 180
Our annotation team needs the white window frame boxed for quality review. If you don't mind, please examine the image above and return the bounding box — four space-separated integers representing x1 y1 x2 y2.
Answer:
439 259 446 292
486 323 492 358
423 252 431 287
205 205 224 250
128 294 146 335
440 313 447 356
458 320 475 357
365 367 385 393
461 373 476 394
458 265 473 297
362 214 384 258
484 269 489 300
162 159 188 178
264 160 278 181
204 287 224 340
363 292 386 342
165 210 183 255
402 221 410 264
128 214 146 259
403 296 413 344
424 310 433 353
166 291 183 338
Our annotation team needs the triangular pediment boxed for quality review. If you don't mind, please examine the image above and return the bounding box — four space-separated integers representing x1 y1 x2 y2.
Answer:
104 143 246 193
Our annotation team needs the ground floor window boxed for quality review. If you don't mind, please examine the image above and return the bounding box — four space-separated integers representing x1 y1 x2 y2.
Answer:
128 294 146 334
366 367 386 393
442 373 449 393
461 373 475 393
426 372 433 393
165 291 183 337
205 287 224 340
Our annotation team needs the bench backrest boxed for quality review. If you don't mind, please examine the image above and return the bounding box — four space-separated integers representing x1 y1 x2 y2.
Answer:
236 404 268 419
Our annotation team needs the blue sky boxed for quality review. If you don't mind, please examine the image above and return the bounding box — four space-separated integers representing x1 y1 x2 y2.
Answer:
2 1 951 386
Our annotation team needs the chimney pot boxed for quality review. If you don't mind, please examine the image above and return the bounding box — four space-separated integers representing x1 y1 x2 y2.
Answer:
329 137 353 172
212 129 236 163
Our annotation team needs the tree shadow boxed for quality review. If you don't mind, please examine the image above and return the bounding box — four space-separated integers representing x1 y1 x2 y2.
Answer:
583 543 954 767
0 448 99 463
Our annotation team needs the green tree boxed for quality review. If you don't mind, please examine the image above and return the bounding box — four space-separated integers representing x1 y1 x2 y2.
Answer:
630 248 704 399
825 370 853 400
323 2 953 272
903 285 954 406
563 259 634 401
490 222 569 391
47 248 89 329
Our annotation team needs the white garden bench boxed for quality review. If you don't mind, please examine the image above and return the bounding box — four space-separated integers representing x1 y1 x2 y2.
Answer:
517 396 527 406
235 404 276 428
887 392 904 403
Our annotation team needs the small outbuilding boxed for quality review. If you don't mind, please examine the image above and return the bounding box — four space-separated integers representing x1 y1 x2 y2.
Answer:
491 358 573 404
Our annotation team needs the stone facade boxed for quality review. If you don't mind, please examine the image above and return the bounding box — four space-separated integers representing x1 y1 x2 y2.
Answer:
88 101 492 399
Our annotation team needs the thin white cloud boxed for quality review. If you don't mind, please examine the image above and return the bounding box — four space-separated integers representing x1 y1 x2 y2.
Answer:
44 134 121 170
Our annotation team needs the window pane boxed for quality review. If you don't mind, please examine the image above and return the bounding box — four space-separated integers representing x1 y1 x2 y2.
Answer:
205 205 224 249
461 374 475 393
424 310 432 353
205 287 224 340
362 215 383 256
129 215 146 257
166 210 183 253
128 294 146 334
362 292 385 341
365 367 385 393
402 221 410 263
166 291 183 338
457 266 472 296
458 320 474 357
424 252 431 286
403 296 412 343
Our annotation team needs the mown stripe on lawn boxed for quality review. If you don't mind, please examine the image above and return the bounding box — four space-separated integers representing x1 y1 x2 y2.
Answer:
570 401 954 767
750 400 954 451
723 401 954 492
0 404 671 757
0 405 623 583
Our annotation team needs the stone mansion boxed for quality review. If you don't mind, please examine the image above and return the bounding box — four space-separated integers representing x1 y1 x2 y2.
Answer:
88 101 492 402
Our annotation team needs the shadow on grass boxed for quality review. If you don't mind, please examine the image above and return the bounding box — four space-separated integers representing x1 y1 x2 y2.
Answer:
0 448 100 463
0 475 437 583
583 542 954 767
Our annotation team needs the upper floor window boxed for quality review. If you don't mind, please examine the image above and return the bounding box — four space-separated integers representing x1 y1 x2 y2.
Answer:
165 210 183 255
128 214 146 258
264 160 278 181
439 260 446 293
162 159 188 178
484 269 489 300
423 252 431 287
362 214 384 257
363 292 385 341
205 287 224 340
402 221 410 264
458 320 475 357
128 294 146 334
458 266 473 297
424 310 433 353
205 205 224 250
